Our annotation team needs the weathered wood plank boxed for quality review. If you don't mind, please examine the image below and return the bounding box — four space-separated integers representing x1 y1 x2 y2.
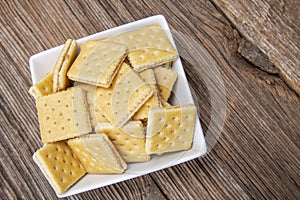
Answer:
212 0 300 95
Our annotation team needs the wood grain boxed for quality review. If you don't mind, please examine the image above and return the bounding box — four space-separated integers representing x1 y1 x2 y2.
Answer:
0 0 299 199
212 0 300 95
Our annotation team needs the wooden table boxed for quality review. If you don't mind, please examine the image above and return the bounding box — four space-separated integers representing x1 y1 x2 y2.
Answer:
1 1 299 199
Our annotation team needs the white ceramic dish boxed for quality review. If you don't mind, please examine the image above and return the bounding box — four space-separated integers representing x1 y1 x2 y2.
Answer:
29 15 207 197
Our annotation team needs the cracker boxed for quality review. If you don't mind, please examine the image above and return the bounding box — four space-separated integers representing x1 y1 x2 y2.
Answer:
53 39 73 93
67 41 127 88
58 40 78 91
132 69 160 120
67 134 127 174
161 99 172 107
94 63 153 127
29 71 54 99
95 121 150 162
109 25 178 72
153 67 177 101
33 141 86 194
36 87 91 143
145 104 196 154
74 84 98 127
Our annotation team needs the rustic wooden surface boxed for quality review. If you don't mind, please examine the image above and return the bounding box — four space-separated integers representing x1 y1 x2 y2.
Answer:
1 0 299 199
212 0 300 95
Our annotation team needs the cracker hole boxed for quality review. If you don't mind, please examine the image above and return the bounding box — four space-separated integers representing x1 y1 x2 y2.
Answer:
74 109 77 113
76 123 79 127
66 104 69 108
67 118 71 121
54 121 57 125
61 126 65 130
59 112 63 116
53 166 57 170
48 130 51 134
70 171 73 176
46 116 49 120
44 103 47 107
60 178 64 182
58 100 61 103
52 108 55 111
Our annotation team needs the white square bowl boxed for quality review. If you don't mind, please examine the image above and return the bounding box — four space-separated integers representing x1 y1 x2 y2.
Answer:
29 15 207 197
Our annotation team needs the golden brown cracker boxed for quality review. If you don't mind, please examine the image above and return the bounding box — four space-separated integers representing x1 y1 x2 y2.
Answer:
153 67 177 101
94 63 153 127
58 40 78 91
36 87 91 143
132 69 160 120
146 104 196 154
33 141 86 194
95 121 150 162
67 134 127 174
53 39 72 93
29 71 54 99
67 41 127 88
109 25 178 71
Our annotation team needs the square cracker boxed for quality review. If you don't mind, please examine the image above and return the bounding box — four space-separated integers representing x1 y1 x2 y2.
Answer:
67 134 127 174
94 62 153 127
29 71 54 99
109 25 178 72
132 69 160 120
95 121 150 162
53 39 76 93
58 40 78 91
161 99 172 107
153 67 177 101
74 83 108 128
67 41 127 88
36 87 91 143
145 104 196 154
33 141 86 194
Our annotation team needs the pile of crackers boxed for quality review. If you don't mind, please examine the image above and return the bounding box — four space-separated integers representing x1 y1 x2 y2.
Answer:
29 25 197 194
